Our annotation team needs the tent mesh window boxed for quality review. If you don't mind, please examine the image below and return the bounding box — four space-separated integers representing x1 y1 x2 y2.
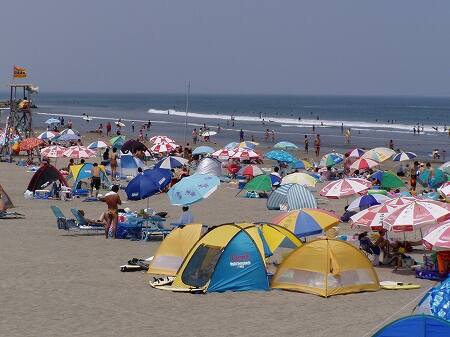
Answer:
277 269 325 288
181 245 222 288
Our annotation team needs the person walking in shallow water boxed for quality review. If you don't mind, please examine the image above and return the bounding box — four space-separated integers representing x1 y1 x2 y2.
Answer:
304 135 309 154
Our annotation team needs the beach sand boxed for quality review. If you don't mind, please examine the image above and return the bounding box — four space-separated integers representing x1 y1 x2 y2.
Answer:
0 125 442 337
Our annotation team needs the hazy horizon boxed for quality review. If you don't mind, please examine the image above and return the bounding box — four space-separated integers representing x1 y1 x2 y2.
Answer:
1 1 450 97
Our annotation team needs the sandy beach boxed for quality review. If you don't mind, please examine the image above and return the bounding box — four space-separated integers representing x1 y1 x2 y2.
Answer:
0 120 442 337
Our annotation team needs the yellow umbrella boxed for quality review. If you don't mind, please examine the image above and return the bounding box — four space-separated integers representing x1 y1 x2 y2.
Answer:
281 172 317 187
362 147 395 162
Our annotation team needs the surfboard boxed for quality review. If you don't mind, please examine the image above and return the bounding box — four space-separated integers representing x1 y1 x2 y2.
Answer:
149 282 203 293
82 116 93 121
380 281 421 290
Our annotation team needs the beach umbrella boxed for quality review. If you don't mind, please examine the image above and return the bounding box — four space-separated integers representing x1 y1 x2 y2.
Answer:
270 173 282 186
60 129 79 136
154 156 188 170
438 182 450 200
40 145 66 158
347 194 391 211
383 196 416 207
45 118 60 125
151 142 179 154
238 165 264 177
121 139 147 153
346 148 365 158
212 148 236 159
37 131 58 140
264 150 296 163
87 140 108 150
168 174 220 205
384 200 450 232
274 141 298 150
110 135 126 149
419 169 446 189
63 146 96 159
244 175 272 192
273 209 339 238
370 170 405 189
439 161 450 175
238 141 258 149
19 137 44 151
195 158 223 176
392 151 417 162
362 147 395 162
320 178 372 199
225 142 239 150
423 221 450 251
125 168 172 200
415 278 450 322
291 159 312 170
149 135 174 144
319 152 344 167
281 172 318 187
231 148 260 160
350 158 379 171
201 130 217 137
350 204 397 231
56 129 80 142
267 184 317 210
192 146 214 155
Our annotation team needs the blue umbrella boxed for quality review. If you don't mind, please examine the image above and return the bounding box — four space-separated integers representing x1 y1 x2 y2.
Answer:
419 169 446 189
55 133 80 141
45 118 60 124
192 146 215 155
225 142 239 149
270 173 282 186
168 174 220 205
265 150 297 163
125 168 172 200
154 156 188 170
347 194 391 211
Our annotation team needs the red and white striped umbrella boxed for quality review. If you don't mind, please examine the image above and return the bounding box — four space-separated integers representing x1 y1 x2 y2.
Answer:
149 135 174 144
37 131 58 140
350 158 379 171
384 200 450 232
63 146 96 159
350 203 397 231
212 148 236 159
231 148 260 160
150 142 178 153
423 221 450 251
40 145 66 158
320 178 372 199
383 196 417 207
238 165 264 177
439 182 450 199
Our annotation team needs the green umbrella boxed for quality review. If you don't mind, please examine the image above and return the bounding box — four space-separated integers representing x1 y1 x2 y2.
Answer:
110 135 126 149
371 170 404 189
244 175 273 192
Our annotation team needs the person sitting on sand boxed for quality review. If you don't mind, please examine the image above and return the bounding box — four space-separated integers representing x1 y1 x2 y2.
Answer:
358 232 380 265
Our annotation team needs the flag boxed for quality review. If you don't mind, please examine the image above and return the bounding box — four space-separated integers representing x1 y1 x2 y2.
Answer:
13 65 27 78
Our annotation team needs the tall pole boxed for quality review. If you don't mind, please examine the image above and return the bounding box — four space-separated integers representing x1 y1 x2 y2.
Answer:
184 81 190 145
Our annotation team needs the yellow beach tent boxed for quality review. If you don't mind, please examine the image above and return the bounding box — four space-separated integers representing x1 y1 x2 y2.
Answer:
271 238 380 297
147 224 204 276
155 223 301 293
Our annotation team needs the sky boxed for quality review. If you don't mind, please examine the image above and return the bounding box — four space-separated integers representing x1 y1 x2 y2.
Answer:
1 0 450 96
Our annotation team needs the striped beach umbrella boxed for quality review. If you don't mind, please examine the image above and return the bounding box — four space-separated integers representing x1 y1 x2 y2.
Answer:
273 209 339 237
40 145 66 158
384 200 450 232
320 178 372 199
384 196 416 207
346 148 365 158
231 148 260 160
192 146 215 155
439 182 450 200
362 147 395 162
63 146 96 159
347 194 391 211
267 183 317 210
350 203 397 231
87 140 108 150
281 172 318 187
392 151 417 162
423 221 450 251
238 165 264 177
154 156 188 170
274 141 298 150
212 148 236 159
150 142 179 154
350 158 379 171
319 152 344 167
37 131 58 140
19 137 44 151
149 135 174 144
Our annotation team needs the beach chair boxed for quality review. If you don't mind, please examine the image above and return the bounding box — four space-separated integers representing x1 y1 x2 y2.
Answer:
50 205 76 230
70 208 104 232
0 211 25 219
141 219 171 240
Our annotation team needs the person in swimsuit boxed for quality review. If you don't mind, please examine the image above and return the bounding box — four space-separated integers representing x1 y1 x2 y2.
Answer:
314 134 321 157
90 163 101 197
410 161 419 192
109 147 118 181
103 185 122 238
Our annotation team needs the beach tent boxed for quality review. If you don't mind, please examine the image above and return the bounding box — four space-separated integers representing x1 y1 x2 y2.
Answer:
119 154 146 177
147 224 204 276
195 157 223 176
372 315 450 337
68 163 109 189
157 223 301 293
415 277 450 321
27 163 68 192
271 239 380 297
267 183 317 210
0 183 14 209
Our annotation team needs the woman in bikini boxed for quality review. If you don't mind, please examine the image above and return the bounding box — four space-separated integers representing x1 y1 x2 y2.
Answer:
110 147 118 181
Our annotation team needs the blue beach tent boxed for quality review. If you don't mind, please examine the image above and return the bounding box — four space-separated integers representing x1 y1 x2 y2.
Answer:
415 277 450 321
372 315 450 337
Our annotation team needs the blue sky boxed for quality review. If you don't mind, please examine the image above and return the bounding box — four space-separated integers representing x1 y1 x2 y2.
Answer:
1 0 450 95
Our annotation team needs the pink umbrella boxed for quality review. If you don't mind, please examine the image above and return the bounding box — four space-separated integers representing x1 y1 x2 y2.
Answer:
320 178 372 199
231 148 260 160
212 148 236 159
423 221 450 251
150 142 179 153
384 200 450 232
63 146 96 159
40 145 66 158
349 158 379 171
149 135 174 144
350 203 397 231
384 196 417 207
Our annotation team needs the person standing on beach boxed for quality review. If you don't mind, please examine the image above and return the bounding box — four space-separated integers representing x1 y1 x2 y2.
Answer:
265 129 269 142
192 128 198 144
103 185 121 239
341 123 344 134
410 161 419 192
271 130 275 143
67 119 73 129
239 129 244 142
304 135 309 153
110 148 118 181
314 134 321 157
131 121 135 133
389 139 394 150
90 163 101 198
106 122 111 136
